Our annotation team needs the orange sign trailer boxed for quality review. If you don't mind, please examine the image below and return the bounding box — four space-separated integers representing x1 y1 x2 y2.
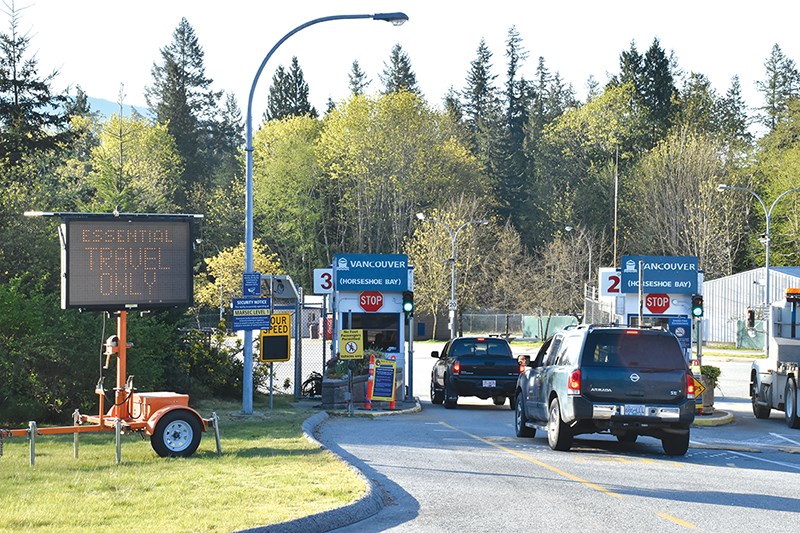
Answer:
0 310 219 460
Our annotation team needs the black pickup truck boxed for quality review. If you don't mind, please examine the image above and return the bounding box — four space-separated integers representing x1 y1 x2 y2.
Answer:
431 336 523 409
514 325 696 456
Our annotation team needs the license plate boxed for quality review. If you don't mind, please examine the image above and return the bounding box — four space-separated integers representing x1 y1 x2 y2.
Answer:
624 404 646 416
482 380 496 388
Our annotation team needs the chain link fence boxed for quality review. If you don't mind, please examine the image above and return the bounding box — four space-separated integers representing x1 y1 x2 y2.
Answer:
191 302 330 400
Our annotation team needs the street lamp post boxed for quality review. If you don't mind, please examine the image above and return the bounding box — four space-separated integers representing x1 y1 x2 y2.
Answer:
241 12 408 415
717 183 800 358
416 213 488 339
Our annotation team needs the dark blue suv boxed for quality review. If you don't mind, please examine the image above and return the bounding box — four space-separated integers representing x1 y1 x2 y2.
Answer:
514 326 696 456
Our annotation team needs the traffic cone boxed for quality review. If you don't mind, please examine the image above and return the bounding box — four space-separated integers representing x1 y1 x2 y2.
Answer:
365 354 376 410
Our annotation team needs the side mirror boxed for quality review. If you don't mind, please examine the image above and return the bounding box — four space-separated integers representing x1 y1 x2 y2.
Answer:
431 350 440 358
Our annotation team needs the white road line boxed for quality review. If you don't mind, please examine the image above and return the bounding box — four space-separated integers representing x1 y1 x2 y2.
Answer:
770 432 800 446
727 449 800 471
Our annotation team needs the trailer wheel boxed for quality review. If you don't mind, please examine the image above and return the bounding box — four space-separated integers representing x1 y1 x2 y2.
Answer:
785 379 800 429
151 410 202 458
751 383 771 419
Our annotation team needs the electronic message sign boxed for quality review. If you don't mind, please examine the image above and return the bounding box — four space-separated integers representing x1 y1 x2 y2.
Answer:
61 217 194 310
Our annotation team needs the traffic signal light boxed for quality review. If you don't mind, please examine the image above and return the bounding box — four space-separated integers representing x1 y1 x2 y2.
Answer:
691 294 704 317
402 290 414 315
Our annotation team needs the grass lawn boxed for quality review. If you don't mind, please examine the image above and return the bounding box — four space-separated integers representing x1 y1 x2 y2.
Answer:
0 396 363 532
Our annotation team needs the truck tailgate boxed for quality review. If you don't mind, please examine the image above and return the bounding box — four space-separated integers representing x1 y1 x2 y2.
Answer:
581 367 687 404
457 355 520 378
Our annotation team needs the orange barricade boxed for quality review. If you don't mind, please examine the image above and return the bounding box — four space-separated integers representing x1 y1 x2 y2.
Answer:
365 354 376 410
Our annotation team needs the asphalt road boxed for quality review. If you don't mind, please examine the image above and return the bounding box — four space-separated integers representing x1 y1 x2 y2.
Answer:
314 348 800 532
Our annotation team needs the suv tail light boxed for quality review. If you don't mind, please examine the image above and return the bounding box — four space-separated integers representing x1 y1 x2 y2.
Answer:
518 363 526 373
452 361 461 375
686 373 695 399
568 369 581 395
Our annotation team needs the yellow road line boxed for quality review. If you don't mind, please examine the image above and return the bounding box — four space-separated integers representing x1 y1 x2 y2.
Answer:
657 512 697 528
438 422 622 498
438 422 699 529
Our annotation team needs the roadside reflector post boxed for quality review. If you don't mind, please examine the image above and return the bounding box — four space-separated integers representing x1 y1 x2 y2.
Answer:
212 412 222 455
28 421 37 467
73 409 80 459
115 419 122 465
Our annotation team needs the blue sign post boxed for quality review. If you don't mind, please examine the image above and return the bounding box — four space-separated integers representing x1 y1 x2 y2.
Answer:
620 256 698 294
333 253 409 291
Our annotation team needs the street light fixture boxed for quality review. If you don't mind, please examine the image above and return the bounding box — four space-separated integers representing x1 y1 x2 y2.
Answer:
241 12 408 415
565 225 592 285
716 183 800 358
416 212 488 339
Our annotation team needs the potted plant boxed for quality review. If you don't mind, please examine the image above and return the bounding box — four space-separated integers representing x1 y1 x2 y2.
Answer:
700 365 721 411
321 350 379 409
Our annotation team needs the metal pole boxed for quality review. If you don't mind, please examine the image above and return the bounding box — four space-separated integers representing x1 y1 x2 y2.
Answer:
115 418 122 465
638 260 644 327
241 12 408 415
295 287 302 401
28 421 36 467
408 314 414 400
450 234 457 339
73 409 80 459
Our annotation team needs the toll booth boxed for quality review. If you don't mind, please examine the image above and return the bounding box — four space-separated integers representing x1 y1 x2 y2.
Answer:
599 256 703 361
330 253 413 402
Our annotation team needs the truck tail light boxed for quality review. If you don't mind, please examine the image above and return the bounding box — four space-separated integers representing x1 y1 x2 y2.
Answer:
452 361 460 375
686 373 695 400
518 363 526 373
568 369 581 395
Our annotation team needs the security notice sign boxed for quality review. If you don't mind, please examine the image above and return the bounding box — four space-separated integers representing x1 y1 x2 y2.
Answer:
260 313 291 362
339 329 364 360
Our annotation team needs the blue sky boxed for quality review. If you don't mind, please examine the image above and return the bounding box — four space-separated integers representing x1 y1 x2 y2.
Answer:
22 0 799 122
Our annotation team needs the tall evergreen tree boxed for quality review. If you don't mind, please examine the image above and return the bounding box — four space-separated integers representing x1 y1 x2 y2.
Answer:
264 56 318 121
756 44 800 131
380 44 419 95
677 72 717 134
145 17 221 199
641 38 677 142
348 60 370 96
0 0 72 178
494 27 532 225
717 75 752 148
462 38 498 141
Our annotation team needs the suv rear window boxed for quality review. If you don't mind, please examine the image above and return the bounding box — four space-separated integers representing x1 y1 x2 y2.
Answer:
581 331 685 370
450 338 513 357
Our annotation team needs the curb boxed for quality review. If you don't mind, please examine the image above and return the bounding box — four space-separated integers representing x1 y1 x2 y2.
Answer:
692 409 734 427
241 398 421 533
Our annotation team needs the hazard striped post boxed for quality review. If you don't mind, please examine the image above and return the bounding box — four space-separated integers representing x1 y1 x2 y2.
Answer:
388 354 396 410
365 354 376 410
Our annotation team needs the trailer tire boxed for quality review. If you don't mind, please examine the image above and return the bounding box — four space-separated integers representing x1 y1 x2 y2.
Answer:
151 410 202 458
751 383 771 419
785 379 800 429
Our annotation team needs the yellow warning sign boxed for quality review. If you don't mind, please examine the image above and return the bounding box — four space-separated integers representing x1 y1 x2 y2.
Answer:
693 377 706 398
339 329 364 360
260 314 291 362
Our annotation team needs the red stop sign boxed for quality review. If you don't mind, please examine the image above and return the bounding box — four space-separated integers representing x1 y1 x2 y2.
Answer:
645 293 670 314
359 291 384 312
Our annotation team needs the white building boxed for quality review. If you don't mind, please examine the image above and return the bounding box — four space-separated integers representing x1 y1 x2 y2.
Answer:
705 267 800 345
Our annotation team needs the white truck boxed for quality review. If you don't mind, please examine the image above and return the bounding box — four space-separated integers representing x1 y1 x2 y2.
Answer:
750 288 800 428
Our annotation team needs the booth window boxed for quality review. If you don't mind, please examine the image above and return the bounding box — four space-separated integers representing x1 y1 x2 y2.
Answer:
350 313 400 351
